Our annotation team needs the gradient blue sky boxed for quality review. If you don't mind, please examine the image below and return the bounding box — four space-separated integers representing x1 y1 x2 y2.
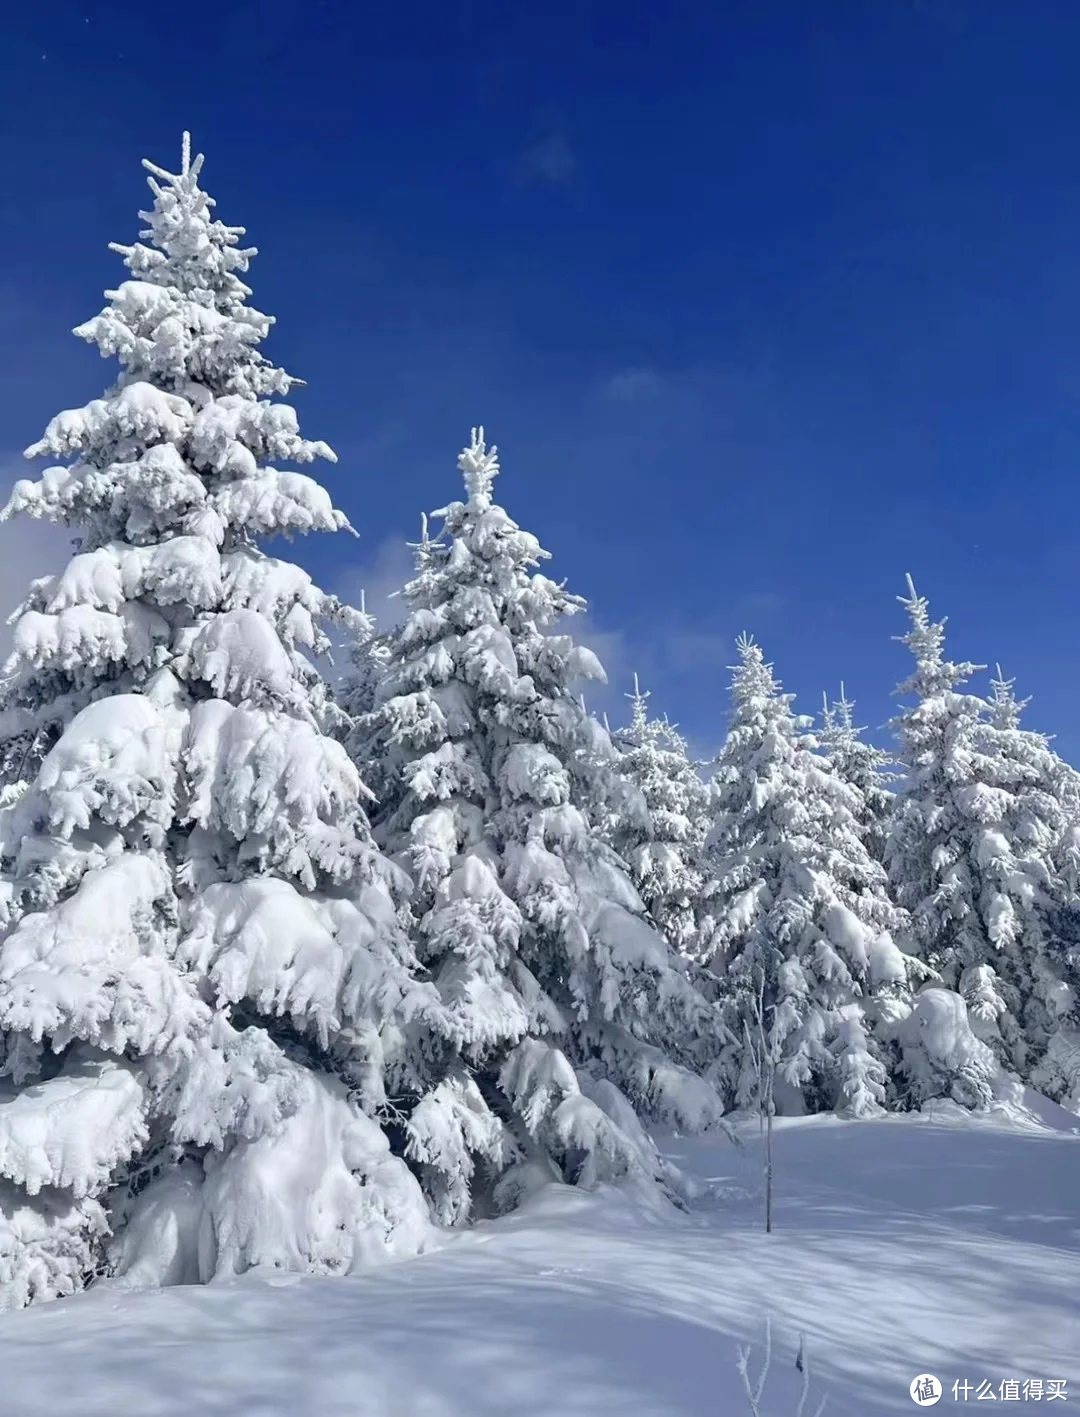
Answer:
1 0 1078 758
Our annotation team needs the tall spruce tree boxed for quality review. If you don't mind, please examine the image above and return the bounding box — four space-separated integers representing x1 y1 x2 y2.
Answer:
359 429 723 1224
609 677 708 956
886 581 1079 1102
1036 743 1080 1109
699 636 914 1116
979 669 1080 1094
0 137 443 1310
885 577 988 989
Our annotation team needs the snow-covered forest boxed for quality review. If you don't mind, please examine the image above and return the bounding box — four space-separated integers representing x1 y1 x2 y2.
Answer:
0 136 1077 1318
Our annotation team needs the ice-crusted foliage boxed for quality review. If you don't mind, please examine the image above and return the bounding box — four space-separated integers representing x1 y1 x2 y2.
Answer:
360 429 723 1224
609 677 708 956
819 686 898 866
893 988 1016 1112
699 637 917 1117
887 583 1080 1100
0 679 41 800
572 701 648 848
0 137 438 1310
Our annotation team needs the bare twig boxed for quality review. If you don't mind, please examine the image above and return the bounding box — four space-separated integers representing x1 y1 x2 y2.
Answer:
794 1333 827 1417
745 968 777 1232
735 1316 772 1417
735 1322 827 1417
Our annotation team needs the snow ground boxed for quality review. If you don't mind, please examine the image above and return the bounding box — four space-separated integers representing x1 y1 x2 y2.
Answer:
1 1098 1077 1417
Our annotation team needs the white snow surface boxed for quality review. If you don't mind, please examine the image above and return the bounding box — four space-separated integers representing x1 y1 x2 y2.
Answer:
1 1099 1076 1416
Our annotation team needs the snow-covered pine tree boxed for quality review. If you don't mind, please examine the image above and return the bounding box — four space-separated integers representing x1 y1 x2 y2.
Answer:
885 577 988 994
1038 731 1080 1110
361 428 723 1225
609 676 708 956
884 580 1076 1106
0 136 444 1310
819 686 898 865
982 670 1080 1104
699 636 915 1117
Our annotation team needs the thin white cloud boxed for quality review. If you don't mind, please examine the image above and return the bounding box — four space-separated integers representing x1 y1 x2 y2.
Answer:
518 128 577 186
598 368 667 404
661 629 730 677
333 534 417 633
735 590 785 619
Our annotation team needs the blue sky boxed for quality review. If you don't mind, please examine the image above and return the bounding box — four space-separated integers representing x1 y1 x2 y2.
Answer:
1 0 1079 759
